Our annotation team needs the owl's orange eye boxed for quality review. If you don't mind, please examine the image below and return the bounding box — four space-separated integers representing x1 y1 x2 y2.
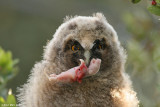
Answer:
71 45 79 51
98 45 102 49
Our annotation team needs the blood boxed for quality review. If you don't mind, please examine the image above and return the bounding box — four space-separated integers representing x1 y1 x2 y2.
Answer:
74 62 88 83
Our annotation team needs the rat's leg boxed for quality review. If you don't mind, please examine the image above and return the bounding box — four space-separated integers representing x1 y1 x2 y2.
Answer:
86 58 101 76
48 67 78 83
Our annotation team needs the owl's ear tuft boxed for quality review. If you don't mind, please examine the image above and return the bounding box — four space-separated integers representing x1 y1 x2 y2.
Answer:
93 12 107 22
63 16 72 22
63 15 78 23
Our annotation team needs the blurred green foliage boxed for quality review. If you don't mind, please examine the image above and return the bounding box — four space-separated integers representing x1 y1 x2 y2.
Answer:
131 0 141 4
0 47 18 107
0 89 17 107
131 0 160 16
0 0 159 106
0 47 19 84
123 12 160 107
148 5 160 16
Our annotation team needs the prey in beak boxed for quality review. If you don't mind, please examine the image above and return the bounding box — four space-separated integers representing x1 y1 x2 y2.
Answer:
48 58 101 83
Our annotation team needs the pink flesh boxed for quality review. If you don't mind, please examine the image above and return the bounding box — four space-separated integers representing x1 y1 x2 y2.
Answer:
48 58 101 83
75 62 88 83
87 58 101 76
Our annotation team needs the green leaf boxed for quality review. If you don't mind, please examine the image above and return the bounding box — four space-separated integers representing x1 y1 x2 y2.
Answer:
131 0 141 4
0 47 19 81
6 95 16 105
0 96 5 103
156 0 160 4
148 5 160 16
0 96 5 107
0 93 17 107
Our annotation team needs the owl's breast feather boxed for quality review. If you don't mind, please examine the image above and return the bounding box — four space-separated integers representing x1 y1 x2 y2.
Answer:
48 58 101 83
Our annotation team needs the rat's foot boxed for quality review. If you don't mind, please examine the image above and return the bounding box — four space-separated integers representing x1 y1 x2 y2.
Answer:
48 74 57 81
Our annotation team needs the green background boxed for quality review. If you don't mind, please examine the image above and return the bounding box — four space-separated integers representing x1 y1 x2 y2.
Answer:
0 0 160 107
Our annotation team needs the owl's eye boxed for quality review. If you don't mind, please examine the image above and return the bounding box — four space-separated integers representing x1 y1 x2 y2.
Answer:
71 45 80 51
95 44 102 50
98 45 102 49
92 39 106 51
93 44 103 50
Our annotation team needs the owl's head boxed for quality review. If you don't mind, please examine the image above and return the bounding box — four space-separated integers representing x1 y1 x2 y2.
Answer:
44 13 126 75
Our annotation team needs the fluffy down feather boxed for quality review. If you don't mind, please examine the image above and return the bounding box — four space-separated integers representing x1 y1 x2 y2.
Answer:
17 13 139 107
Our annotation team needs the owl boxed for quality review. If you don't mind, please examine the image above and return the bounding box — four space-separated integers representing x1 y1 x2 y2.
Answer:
17 13 139 107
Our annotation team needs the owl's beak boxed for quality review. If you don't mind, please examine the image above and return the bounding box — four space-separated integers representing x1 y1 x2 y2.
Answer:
84 50 91 66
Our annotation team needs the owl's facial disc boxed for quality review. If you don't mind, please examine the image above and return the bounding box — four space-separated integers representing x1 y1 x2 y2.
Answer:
63 38 107 69
83 38 106 66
